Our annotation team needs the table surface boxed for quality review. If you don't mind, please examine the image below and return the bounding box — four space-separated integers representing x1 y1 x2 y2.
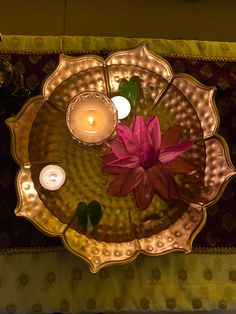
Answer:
0 35 236 313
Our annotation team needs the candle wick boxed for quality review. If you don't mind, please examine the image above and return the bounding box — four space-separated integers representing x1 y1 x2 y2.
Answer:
88 115 95 125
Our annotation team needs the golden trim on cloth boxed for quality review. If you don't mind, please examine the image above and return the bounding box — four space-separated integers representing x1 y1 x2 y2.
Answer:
1 35 236 61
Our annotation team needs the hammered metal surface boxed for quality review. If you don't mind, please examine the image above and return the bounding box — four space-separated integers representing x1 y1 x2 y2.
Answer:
172 74 218 139
7 44 236 272
49 66 107 112
198 135 235 205
105 44 173 80
107 64 168 120
43 55 104 98
6 97 44 165
153 84 204 141
106 44 173 119
16 167 67 235
139 203 204 254
63 229 138 272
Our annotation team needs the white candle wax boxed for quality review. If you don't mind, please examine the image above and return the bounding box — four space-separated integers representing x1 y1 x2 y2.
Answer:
111 96 131 119
39 165 66 190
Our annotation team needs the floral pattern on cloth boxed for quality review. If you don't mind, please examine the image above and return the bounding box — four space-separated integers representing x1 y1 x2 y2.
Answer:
0 251 235 312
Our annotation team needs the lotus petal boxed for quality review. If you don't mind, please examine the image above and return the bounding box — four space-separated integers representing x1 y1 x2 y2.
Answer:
147 163 180 200
106 155 140 168
146 115 161 151
134 174 156 210
166 156 196 174
108 167 144 196
159 141 193 164
131 115 152 147
161 125 184 147
117 123 140 155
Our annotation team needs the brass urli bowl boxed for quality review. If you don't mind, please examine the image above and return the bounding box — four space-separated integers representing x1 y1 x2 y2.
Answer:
6 44 236 272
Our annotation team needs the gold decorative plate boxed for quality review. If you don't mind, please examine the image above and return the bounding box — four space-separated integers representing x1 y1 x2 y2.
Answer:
6 44 236 272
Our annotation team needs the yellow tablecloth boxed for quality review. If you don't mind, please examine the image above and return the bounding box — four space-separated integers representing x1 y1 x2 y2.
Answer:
0 249 235 313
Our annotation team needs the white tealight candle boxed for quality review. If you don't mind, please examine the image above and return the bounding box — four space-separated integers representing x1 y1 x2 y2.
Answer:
111 96 131 120
66 91 118 145
39 165 66 190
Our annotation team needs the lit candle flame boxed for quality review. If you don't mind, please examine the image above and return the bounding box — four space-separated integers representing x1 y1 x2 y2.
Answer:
88 115 95 125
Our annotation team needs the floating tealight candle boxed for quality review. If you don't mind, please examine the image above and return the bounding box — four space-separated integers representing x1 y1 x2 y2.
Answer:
66 92 118 145
111 96 131 119
39 165 66 190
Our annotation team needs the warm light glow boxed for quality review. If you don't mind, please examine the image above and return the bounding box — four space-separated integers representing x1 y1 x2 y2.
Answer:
88 115 95 125
39 165 66 191
66 92 118 145
111 96 131 119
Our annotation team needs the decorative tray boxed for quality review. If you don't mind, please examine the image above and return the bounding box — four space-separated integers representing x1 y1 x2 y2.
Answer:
6 44 235 272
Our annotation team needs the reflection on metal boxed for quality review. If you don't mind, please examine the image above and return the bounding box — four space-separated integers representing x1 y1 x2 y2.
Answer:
6 44 236 272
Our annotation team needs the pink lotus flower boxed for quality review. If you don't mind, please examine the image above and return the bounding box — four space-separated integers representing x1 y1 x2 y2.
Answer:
102 115 194 210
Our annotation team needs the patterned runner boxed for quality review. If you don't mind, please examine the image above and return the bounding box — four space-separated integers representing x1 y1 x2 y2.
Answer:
0 51 236 250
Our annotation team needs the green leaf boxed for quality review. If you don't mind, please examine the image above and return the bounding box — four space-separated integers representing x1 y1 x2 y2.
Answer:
75 202 88 232
119 76 141 107
88 200 103 230
119 78 129 98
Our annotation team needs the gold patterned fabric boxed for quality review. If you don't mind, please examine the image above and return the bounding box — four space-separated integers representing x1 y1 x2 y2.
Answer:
1 35 236 60
0 250 235 312
1 36 236 312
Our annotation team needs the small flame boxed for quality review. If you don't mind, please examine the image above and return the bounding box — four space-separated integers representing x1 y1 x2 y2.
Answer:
88 115 95 125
